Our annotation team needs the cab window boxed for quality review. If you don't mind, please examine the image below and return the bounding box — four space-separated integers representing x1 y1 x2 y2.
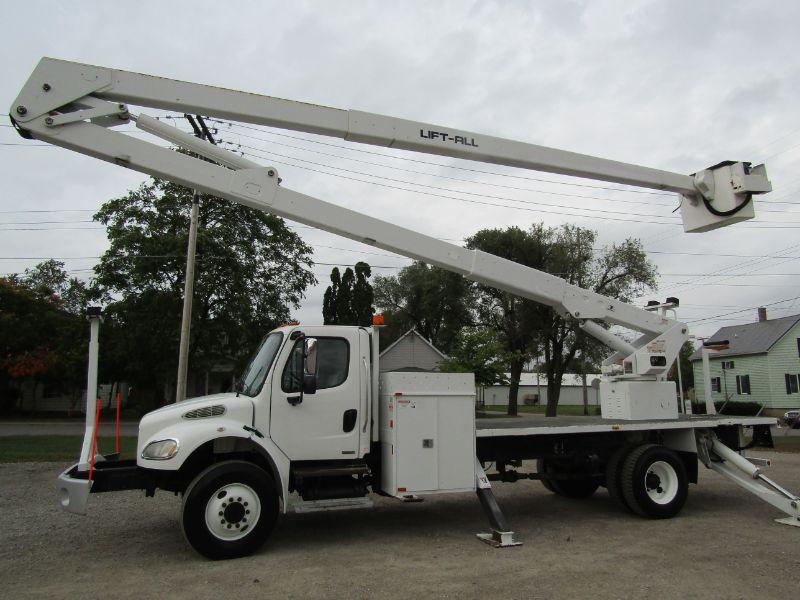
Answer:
281 337 349 392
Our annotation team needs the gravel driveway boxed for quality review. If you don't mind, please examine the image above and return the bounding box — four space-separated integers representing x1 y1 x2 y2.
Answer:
2 453 799 599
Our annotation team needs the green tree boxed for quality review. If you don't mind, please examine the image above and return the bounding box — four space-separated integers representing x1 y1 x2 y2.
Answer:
352 262 375 326
322 268 341 324
438 327 509 388
668 341 696 398
92 178 316 408
322 262 374 326
23 259 90 315
465 226 547 416
0 276 86 414
373 261 472 354
467 224 656 417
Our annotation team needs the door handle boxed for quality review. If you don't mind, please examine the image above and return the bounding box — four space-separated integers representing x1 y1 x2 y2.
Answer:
287 395 302 406
343 409 357 433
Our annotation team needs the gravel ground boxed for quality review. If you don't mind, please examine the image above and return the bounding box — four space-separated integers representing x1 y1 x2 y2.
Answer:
1 454 799 599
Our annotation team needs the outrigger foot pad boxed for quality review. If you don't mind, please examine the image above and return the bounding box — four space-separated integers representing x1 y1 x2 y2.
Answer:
476 530 522 547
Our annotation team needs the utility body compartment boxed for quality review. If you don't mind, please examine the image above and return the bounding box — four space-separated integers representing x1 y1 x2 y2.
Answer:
379 372 476 497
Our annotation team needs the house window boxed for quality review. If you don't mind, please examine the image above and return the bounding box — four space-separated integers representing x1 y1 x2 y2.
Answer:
786 374 800 395
736 374 751 395
721 360 735 370
711 377 721 393
797 338 800 358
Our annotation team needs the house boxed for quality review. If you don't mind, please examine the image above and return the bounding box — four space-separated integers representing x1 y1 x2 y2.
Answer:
379 329 447 372
689 309 800 416
483 372 602 407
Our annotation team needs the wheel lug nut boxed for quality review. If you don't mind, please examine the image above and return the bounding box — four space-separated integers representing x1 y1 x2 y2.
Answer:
245 510 250 514
244 502 248 507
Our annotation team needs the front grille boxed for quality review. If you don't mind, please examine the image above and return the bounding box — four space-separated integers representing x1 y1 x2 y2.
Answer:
182 405 226 419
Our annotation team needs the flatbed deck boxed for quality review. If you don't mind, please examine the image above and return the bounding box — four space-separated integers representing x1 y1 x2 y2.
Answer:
475 414 776 438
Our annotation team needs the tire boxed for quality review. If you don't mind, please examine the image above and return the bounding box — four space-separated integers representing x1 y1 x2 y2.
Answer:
605 446 633 512
536 458 556 493
537 458 599 499
620 444 688 519
181 460 279 560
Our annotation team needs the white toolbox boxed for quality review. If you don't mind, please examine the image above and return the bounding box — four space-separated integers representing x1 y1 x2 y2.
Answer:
379 371 476 497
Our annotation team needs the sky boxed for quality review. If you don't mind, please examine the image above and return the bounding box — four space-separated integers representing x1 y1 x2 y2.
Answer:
1 0 799 343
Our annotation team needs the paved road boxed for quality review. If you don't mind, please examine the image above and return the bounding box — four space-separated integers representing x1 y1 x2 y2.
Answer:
0 421 138 437
2 452 799 599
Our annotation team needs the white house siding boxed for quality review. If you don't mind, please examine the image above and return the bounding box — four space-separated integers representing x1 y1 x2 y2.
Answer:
767 323 800 409
483 381 599 406
692 353 772 408
379 333 444 372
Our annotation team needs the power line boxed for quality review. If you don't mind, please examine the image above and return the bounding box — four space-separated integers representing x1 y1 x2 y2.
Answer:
215 121 677 207
686 295 800 323
223 140 682 220
209 117 678 197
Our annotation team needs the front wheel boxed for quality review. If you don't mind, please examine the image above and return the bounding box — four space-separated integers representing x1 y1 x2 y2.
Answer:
620 444 688 519
182 460 279 560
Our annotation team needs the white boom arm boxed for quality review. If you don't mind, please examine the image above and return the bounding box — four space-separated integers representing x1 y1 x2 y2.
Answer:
9 58 773 385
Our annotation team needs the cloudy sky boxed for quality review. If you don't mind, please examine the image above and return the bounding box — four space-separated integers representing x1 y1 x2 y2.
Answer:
2 0 799 341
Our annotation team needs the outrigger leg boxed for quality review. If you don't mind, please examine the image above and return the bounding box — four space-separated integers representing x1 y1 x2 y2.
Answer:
474 458 522 547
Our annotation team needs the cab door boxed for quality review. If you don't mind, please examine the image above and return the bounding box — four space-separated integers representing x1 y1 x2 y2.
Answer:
269 329 362 460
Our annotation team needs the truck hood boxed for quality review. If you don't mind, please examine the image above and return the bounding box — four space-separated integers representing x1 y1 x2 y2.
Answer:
138 392 255 456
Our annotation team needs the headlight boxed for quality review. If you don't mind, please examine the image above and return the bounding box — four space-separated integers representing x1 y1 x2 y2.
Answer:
141 438 179 460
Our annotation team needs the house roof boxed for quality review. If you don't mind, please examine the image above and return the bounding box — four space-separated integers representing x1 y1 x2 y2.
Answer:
379 329 447 359
689 314 800 361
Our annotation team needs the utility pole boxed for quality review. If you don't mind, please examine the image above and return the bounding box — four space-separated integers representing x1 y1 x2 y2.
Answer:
175 115 216 402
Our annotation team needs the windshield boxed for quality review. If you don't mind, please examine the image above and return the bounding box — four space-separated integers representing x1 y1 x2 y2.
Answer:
237 332 284 397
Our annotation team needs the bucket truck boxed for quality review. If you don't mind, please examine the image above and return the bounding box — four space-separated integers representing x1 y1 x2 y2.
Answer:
9 58 797 559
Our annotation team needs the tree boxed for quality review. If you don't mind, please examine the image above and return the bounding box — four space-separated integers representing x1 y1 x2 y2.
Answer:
0 276 86 414
668 341 696 400
322 268 341 324
465 226 548 416
352 262 375 326
468 224 656 417
92 177 316 408
373 261 472 354
438 327 510 388
23 259 90 315
322 262 374 326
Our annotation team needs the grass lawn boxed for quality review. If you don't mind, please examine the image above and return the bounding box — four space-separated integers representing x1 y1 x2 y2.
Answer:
0 436 137 463
481 404 602 416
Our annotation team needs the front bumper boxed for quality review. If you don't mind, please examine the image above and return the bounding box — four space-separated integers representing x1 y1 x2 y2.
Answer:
55 458 160 515
56 463 92 515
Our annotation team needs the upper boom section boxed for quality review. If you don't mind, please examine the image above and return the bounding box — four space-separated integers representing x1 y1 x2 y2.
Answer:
12 58 770 233
8 57 776 379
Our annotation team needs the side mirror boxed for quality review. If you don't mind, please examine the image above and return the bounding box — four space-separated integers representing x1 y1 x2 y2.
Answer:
303 337 318 395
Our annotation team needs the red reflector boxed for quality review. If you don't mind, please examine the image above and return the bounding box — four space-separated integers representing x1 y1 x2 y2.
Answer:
372 314 385 326
398 487 406 492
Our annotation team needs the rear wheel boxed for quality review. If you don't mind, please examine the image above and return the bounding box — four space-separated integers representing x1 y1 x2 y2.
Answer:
620 444 688 519
182 460 279 560
537 458 599 499
605 446 633 512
